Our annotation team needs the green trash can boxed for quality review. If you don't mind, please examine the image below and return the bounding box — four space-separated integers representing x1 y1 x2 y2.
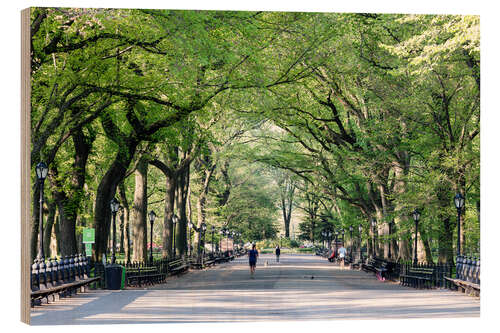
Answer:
105 264 123 290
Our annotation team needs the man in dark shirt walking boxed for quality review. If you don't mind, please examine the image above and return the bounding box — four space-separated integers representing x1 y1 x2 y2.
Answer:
275 245 281 263
248 244 259 278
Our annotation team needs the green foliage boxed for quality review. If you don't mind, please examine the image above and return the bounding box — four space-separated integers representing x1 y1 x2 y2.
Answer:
30 9 479 262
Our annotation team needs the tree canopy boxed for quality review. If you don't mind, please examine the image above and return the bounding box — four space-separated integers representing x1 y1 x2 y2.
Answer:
30 8 479 264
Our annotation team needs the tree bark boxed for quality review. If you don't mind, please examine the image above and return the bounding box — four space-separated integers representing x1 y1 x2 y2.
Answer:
117 182 131 262
93 142 138 261
175 165 189 256
30 184 40 261
392 157 411 261
131 157 148 262
43 201 56 258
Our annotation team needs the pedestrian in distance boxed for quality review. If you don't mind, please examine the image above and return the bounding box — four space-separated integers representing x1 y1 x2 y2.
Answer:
248 243 259 278
338 245 347 269
275 245 281 263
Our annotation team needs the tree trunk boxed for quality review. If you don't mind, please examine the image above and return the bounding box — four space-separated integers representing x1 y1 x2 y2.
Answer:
131 157 148 262
53 215 61 256
117 182 131 262
43 201 56 258
392 158 411 261
30 184 40 261
436 183 454 264
196 165 215 253
164 172 176 258
175 165 189 256
93 142 138 262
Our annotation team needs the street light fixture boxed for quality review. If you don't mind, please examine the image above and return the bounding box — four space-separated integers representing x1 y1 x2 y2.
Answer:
148 210 156 264
412 209 420 265
172 214 178 258
454 193 465 256
110 197 120 264
35 162 48 262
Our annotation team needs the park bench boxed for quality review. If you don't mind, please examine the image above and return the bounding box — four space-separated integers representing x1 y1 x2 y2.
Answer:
204 254 217 267
444 256 480 296
125 265 166 287
400 264 436 289
168 258 189 276
362 257 389 279
189 254 217 269
31 254 100 307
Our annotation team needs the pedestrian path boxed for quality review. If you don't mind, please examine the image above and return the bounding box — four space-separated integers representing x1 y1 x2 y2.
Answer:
31 254 479 325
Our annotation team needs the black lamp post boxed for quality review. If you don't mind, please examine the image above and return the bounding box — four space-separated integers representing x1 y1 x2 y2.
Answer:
412 209 420 265
358 224 363 261
454 193 465 256
110 197 120 264
349 226 353 258
211 226 215 255
341 229 345 246
148 210 156 264
371 218 377 257
172 214 178 258
35 162 48 261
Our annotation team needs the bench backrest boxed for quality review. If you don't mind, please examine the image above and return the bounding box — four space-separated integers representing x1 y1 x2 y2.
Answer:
30 254 92 292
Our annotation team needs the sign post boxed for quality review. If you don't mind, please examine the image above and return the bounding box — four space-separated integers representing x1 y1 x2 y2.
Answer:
83 228 95 257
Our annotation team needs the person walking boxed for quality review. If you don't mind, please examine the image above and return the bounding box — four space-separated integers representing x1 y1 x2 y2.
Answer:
275 245 281 263
248 244 259 278
338 245 347 269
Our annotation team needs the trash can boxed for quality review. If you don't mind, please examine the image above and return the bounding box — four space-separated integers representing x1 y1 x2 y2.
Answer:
105 264 123 290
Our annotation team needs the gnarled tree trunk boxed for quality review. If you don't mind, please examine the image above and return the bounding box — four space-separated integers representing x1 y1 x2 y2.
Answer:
131 157 148 262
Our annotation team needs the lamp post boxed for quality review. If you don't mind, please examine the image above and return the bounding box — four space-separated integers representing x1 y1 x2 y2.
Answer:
341 229 345 247
371 218 377 258
358 224 363 261
349 226 353 258
211 226 215 255
148 210 156 264
35 162 48 261
172 215 178 258
454 193 465 257
110 198 120 264
412 209 420 265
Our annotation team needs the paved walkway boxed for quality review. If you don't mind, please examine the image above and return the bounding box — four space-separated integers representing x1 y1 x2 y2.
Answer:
31 254 479 325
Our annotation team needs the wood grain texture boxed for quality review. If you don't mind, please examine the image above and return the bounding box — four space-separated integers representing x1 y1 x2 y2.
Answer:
21 7 31 325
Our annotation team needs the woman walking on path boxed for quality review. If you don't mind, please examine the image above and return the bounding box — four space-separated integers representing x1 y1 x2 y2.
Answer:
248 244 259 278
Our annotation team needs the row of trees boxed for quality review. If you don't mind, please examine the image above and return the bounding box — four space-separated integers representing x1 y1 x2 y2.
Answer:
30 9 479 265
